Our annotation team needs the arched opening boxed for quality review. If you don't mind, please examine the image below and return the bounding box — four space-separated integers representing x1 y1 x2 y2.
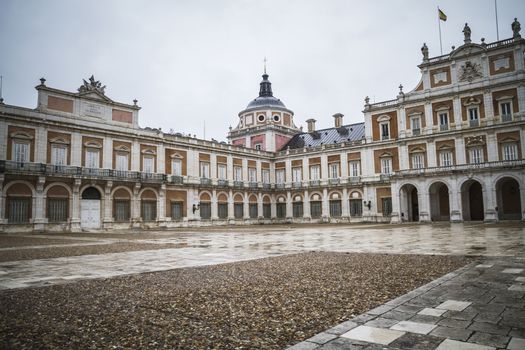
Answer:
399 184 419 222
329 192 342 217
292 194 303 218
141 189 157 222
429 182 450 221
81 186 101 229
461 180 484 221
262 196 271 218
276 196 286 219
349 191 362 218
113 188 131 222
496 177 522 220
6 183 33 224
248 194 258 219
310 193 322 219
233 193 244 219
46 185 70 223
217 193 228 219
199 192 211 220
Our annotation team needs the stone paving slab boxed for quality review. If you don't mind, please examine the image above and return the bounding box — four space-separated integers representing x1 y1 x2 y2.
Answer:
287 257 525 350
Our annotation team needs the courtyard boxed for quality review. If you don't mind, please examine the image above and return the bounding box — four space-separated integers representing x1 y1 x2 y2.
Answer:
0 223 525 349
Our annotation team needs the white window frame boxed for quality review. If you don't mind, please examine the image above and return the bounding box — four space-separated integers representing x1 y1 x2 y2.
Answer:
499 101 512 122
171 158 182 176
410 116 421 135
502 142 518 161
143 155 155 173
349 161 360 177
233 166 242 181
12 140 30 163
262 169 270 183
217 163 227 180
411 153 424 169
310 165 320 180
85 148 100 168
380 122 390 140
329 163 340 179
380 157 392 174
469 147 483 164
116 153 129 171
438 112 449 131
50 144 67 166
276 169 285 184
292 167 302 183
248 168 257 182
439 150 453 167
200 161 210 178
468 107 479 126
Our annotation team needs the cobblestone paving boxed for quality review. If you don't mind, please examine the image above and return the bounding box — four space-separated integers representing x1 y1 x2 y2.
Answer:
1 223 525 290
288 257 525 350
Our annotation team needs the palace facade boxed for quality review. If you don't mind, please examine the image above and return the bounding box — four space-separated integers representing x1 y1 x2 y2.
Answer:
1 21 524 232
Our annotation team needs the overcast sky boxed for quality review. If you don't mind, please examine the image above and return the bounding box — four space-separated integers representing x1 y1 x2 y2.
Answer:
1 0 523 141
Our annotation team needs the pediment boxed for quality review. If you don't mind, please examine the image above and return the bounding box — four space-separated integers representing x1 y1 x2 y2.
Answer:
450 44 486 59
77 90 113 103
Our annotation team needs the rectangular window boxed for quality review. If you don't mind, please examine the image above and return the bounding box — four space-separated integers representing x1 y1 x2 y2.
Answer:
263 204 271 218
262 169 270 183
439 112 449 131
503 143 518 161
440 151 453 167
380 123 390 140
349 161 360 177
381 158 392 174
292 202 303 218
217 164 227 180
469 148 483 164
411 153 424 169
468 107 479 126
116 153 128 171
86 149 100 168
276 169 285 184
310 165 320 180
200 202 211 219
114 200 130 222
248 168 257 182
329 200 342 217
382 197 392 217
47 198 68 222
234 203 243 219
292 167 302 183
276 203 286 218
234 166 242 181
329 163 339 179
171 201 183 221
141 201 157 221
254 143 262 150
349 199 362 217
500 102 512 122
143 155 154 173
13 142 30 163
249 203 258 218
411 116 421 135
8 197 31 223
218 203 228 219
200 161 210 178
51 145 67 166
172 159 182 176
310 201 322 218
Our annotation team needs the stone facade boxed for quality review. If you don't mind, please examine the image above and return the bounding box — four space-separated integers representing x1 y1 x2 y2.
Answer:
1 23 524 232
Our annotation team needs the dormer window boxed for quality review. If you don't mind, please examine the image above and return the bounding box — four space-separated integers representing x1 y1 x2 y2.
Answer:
254 143 262 150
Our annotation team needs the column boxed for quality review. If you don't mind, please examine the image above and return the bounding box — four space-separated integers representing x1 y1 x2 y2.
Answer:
424 101 433 135
342 187 349 219
0 175 4 225
257 193 263 219
131 140 140 171
103 180 113 227
158 183 166 224
103 137 112 169
427 141 437 168
486 133 498 162
455 138 466 164
211 189 218 220
303 189 310 219
321 154 328 184
484 174 498 222
35 127 47 163
286 191 292 219
340 153 348 179
243 190 249 219
71 132 82 166
483 90 495 125
71 178 81 231
450 178 463 222
33 176 46 231
228 189 234 220
210 154 217 179
322 188 329 220
157 144 165 174
418 184 431 222
452 96 462 130
132 182 141 227
0 120 7 160
270 194 276 219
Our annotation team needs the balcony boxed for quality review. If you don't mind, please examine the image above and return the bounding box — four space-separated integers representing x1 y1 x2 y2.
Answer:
328 178 340 185
200 177 212 186
292 182 302 189
348 176 361 184
309 180 321 187
393 159 525 178
170 175 184 184
233 181 244 188
501 114 512 122
217 179 229 187
469 119 480 127
248 182 259 189
275 183 285 190
439 124 449 132
379 174 391 181
412 128 421 136
262 183 272 190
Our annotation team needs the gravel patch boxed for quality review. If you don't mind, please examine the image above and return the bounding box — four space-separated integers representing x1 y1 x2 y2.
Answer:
0 235 88 248
0 242 187 262
0 252 470 349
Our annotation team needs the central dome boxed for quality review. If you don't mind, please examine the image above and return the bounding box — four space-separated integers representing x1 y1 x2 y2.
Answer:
245 73 287 109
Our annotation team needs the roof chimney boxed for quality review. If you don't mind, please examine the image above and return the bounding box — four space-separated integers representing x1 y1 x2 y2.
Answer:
306 118 316 133
333 113 344 128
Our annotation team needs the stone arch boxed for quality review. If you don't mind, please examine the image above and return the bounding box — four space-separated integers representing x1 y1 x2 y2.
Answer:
5 181 34 223
140 188 157 222
80 184 104 200
217 192 228 203
399 183 419 222
248 194 258 203
111 186 133 198
262 195 271 204
233 193 244 203
44 182 72 197
199 191 212 202
496 177 522 220
460 179 484 221
45 183 71 223
429 181 450 221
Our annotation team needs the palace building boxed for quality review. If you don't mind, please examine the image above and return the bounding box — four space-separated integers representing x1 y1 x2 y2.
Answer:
0 21 524 232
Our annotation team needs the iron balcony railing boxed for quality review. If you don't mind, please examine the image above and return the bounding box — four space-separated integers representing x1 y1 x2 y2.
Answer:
233 181 244 188
412 128 421 136
348 176 361 184
328 178 340 185
439 124 449 131
200 177 212 186
501 114 512 122
309 179 321 187
393 159 525 177
217 179 229 187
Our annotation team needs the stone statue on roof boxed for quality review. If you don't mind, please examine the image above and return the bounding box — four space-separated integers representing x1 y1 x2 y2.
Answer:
421 43 429 61
463 23 471 44
512 18 521 39
78 75 106 94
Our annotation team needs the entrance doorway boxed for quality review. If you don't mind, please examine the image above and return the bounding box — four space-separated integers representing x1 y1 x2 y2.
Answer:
496 177 522 220
429 182 450 221
81 187 101 229
400 184 419 222
461 180 484 221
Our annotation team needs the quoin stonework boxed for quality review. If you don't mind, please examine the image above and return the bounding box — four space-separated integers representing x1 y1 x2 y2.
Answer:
1 21 524 232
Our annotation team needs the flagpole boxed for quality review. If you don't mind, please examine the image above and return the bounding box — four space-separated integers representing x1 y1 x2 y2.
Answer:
495 0 500 41
438 7 443 55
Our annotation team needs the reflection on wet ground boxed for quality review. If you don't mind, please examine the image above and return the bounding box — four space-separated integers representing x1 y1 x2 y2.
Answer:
1 222 524 289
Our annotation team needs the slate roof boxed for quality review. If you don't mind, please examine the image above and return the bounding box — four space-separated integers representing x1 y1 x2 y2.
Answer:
283 122 365 149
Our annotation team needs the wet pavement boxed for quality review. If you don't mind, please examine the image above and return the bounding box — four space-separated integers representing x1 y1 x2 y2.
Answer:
1 223 525 290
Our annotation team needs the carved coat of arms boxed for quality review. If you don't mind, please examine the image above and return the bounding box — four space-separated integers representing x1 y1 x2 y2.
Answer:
458 61 483 82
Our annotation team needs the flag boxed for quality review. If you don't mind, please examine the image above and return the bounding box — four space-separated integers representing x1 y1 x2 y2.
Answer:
438 8 447 21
